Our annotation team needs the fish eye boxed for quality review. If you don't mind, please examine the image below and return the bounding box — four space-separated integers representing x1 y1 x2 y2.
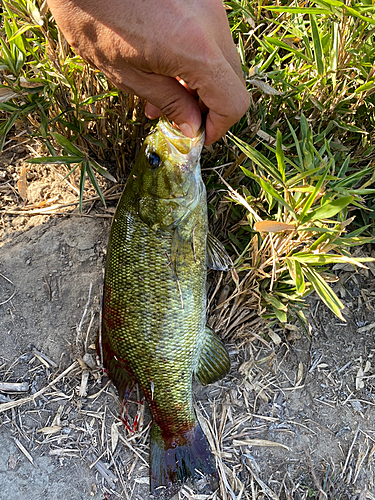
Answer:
148 152 161 169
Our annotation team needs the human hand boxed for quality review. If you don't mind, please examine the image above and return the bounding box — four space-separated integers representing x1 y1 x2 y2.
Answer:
47 0 249 145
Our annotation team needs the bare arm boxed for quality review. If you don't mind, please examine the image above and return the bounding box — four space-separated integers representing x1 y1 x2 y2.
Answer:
47 0 249 145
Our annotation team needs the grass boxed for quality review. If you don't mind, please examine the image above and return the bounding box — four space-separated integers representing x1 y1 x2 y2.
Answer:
1 0 375 325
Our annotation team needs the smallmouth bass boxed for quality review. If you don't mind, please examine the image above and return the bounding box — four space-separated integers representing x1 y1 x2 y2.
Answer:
99 118 232 497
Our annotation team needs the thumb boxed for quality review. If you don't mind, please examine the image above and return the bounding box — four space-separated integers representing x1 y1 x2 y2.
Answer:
133 72 202 138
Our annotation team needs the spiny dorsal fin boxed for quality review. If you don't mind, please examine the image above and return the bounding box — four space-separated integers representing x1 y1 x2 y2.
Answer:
206 232 233 271
195 326 230 385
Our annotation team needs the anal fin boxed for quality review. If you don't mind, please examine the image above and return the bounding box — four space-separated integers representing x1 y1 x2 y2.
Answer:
207 232 233 271
195 326 230 385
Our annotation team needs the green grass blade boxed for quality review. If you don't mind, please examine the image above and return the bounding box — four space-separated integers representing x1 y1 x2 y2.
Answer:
228 132 284 184
86 162 106 206
310 14 325 77
331 21 338 89
78 160 87 213
264 37 311 62
264 6 331 14
276 130 286 183
0 111 19 152
287 119 303 170
27 156 84 164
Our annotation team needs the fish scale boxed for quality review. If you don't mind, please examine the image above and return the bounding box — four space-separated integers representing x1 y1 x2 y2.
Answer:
104 195 206 432
99 119 231 497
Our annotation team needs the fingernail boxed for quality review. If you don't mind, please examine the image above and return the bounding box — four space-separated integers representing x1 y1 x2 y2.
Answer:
178 122 195 138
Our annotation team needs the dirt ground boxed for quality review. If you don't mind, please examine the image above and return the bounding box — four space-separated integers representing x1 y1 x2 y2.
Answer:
0 148 375 500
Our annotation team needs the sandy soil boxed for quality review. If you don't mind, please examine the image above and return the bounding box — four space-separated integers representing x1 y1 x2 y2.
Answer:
0 150 374 500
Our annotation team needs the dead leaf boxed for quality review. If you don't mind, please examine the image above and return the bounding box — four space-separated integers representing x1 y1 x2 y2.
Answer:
296 362 304 387
0 87 17 103
249 79 283 96
38 425 62 435
233 438 291 451
19 77 43 89
17 166 28 203
356 366 365 390
268 329 281 345
111 422 119 454
254 221 295 233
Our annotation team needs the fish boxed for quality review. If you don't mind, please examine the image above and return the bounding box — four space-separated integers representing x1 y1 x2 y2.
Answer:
98 118 232 498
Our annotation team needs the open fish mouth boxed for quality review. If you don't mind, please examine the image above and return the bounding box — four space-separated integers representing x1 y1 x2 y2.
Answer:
158 118 205 161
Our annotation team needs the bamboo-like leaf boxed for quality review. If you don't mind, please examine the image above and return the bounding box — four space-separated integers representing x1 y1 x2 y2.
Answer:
0 38 17 74
7 23 40 42
272 306 288 323
337 155 350 179
286 258 305 295
355 80 375 93
63 162 81 180
286 166 324 187
299 166 329 221
303 195 354 222
80 90 119 105
335 236 375 247
90 158 117 183
86 163 106 207
262 292 288 312
343 5 375 26
51 132 85 157
333 165 375 189
259 178 296 218
290 252 373 268
302 266 345 321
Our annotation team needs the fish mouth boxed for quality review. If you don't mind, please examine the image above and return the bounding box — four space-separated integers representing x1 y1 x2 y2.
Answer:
158 118 205 162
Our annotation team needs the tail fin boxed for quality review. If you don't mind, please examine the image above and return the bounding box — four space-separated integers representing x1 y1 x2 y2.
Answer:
150 422 217 498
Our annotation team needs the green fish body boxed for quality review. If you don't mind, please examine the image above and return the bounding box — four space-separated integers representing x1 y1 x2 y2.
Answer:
99 119 231 497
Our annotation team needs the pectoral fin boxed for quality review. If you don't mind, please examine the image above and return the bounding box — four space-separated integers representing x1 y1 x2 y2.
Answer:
206 232 233 271
195 326 230 385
